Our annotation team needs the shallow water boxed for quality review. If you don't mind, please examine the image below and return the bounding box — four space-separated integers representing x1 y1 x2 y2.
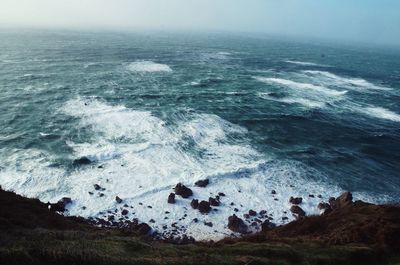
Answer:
0 30 399 240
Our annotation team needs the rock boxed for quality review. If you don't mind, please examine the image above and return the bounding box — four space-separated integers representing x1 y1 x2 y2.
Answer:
209 197 220 206
137 223 151 235
290 205 306 218
228 214 248 234
168 193 176 204
259 210 267 216
318 202 331 210
309 194 315 198
289 196 303 205
149 219 156 223
243 214 250 219
204 221 213 227
195 179 209 188
115 196 123 204
73 157 91 166
193 218 198 223
121 209 129 215
218 192 226 197
271 190 276 195
49 197 72 212
191 199 199 209
329 192 353 210
249 210 257 216
198 201 211 214
261 220 276 232
234 208 239 212
94 184 102 191
174 183 193 198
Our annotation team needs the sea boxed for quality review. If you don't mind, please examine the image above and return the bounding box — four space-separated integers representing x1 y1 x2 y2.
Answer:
0 29 399 240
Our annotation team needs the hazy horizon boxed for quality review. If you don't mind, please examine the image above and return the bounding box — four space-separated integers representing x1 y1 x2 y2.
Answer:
1 0 400 47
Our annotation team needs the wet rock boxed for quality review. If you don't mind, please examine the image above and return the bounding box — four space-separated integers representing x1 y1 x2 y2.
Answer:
209 197 220 206
149 219 155 223
289 196 303 205
115 196 123 204
174 183 193 198
137 223 151 235
195 179 209 188
234 208 239 212
198 200 211 214
261 220 276 231
191 199 199 209
259 210 267 216
330 192 353 210
168 193 176 204
249 209 257 216
99 193 105 197
73 157 91 166
218 192 226 197
193 218 199 223
228 214 248 234
88 192 94 195
204 221 213 227
271 190 276 195
290 205 306 218
121 209 129 215
49 197 72 212
94 184 102 191
309 194 315 198
243 214 250 219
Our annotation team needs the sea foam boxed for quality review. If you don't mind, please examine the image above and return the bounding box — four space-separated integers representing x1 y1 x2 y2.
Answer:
127 61 173 73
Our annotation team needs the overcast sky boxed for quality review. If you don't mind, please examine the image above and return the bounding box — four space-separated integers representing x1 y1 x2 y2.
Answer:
1 0 399 46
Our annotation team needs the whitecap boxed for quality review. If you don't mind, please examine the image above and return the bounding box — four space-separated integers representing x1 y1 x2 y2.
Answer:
126 61 173 73
285 60 328 67
358 106 400 122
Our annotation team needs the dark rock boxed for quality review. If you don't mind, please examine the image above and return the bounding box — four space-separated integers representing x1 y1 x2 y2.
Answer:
137 223 151 235
261 220 276 231
73 157 91 166
121 209 129 215
282 216 289 221
88 192 94 195
318 202 331 211
290 205 306 218
330 192 353 210
204 221 213 227
198 200 211 214
168 193 176 204
271 190 276 195
289 196 303 205
234 208 239 212
99 193 105 197
209 197 220 206
228 214 248 234
243 214 250 219
174 183 193 198
191 199 199 209
317 194 323 198
218 192 226 197
309 194 315 198
193 218 199 223
249 209 257 216
94 184 102 191
115 196 123 204
149 219 155 223
147 206 152 209
259 210 267 216
49 197 72 212
195 179 209 187
230 202 235 206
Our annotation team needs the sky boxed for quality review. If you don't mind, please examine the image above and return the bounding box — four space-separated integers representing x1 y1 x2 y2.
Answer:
0 0 399 46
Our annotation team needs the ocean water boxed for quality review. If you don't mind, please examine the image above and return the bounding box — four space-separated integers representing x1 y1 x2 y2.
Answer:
1 30 399 240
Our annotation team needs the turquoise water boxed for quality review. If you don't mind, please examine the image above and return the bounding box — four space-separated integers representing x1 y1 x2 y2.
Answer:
0 30 399 239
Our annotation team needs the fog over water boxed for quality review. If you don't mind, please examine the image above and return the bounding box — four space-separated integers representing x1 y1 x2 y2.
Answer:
1 0 400 46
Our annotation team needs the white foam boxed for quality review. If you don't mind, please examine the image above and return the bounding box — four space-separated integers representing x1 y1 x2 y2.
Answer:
358 106 400 122
303 71 392 91
259 93 326 109
255 77 347 97
285 60 327 67
126 61 172 73
0 98 386 241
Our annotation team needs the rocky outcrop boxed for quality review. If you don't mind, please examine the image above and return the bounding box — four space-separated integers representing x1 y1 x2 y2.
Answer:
49 197 72 212
174 183 193 198
73 157 92 166
289 197 303 205
209 197 220 206
191 199 199 209
195 179 209 188
329 192 353 210
290 205 306 218
168 193 176 204
228 214 248 234
198 201 211 214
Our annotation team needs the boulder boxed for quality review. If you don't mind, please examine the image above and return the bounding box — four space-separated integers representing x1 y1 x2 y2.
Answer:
290 205 306 218
289 196 303 205
228 214 248 234
329 192 353 210
209 197 220 206
198 201 211 214
115 196 123 204
73 157 91 166
121 209 129 215
137 223 151 235
271 190 276 195
174 183 193 198
49 197 72 212
249 209 257 216
168 193 176 204
261 220 276 232
195 179 209 188
191 199 199 209
94 184 102 191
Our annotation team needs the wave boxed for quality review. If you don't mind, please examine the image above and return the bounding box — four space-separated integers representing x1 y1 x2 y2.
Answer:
255 77 347 97
259 93 326 109
126 61 173 73
285 60 328 67
303 71 392 91
358 106 400 122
